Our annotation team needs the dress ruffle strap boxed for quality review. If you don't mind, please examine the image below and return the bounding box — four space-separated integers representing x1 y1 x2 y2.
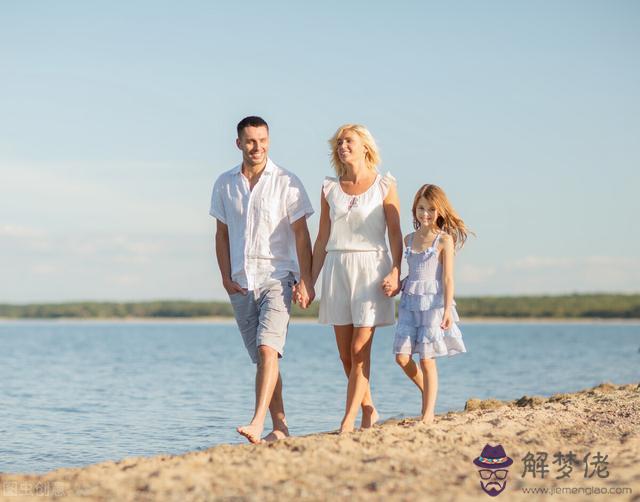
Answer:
378 172 396 199
322 176 337 198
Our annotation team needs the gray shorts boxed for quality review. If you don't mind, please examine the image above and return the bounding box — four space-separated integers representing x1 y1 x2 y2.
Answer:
228 274 294 364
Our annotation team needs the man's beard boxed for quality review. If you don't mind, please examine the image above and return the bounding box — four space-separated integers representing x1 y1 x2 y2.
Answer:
481 481 506 496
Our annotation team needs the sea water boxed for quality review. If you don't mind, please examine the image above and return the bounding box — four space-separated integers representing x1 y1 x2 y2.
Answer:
1 320 638 473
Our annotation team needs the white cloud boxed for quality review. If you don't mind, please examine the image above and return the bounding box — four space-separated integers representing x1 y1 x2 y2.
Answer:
505 256 574 270
30 264 59 275
0 225 44 238
457 263 497 283
459 254 640 296
107 274 142 286
0 229 221 302
1 160 212 235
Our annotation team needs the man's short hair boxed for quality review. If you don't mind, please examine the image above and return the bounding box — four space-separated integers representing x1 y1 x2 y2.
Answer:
237 116 269 137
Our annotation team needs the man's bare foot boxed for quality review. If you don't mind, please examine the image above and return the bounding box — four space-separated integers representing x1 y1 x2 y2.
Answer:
262 423 289 442
421 412 435 424
237 424 263 444
360 406 379 429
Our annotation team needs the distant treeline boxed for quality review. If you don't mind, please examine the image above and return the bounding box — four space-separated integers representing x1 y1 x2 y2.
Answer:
1 294 639 319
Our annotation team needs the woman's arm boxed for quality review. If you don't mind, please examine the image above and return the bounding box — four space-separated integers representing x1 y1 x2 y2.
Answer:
382 182 402 296
311 189 331 287
440 234 455 329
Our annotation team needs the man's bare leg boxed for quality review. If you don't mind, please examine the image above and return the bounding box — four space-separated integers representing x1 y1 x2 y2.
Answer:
334 326 378 428
237 345 280 443
262 372 290 442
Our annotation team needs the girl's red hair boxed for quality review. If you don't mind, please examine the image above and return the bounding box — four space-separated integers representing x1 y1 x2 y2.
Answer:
412 184 472 249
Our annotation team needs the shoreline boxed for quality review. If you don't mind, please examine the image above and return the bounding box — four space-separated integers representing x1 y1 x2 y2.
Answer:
1 316 640 325
3 382 638 500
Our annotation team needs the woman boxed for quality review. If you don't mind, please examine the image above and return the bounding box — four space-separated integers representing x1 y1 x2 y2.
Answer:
310 124 403 433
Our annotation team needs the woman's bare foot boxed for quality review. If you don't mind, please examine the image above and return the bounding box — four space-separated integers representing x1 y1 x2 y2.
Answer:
420 412 435 424
237 423 263 444
360 406 379 429
339 420 356 434
262 422 290 442
262 429 288 442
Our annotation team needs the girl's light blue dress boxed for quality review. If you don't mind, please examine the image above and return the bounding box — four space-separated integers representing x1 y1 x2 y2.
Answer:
393 232 467 359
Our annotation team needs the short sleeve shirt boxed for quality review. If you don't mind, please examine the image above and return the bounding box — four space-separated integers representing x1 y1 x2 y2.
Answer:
209 158 314 291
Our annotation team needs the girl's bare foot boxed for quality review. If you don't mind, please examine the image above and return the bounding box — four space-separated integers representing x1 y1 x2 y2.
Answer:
360 406 379 429
237 423 263 444
420 412 435 424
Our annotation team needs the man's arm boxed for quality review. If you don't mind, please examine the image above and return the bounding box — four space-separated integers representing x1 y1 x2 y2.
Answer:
291 216 314 308
215 219 247 295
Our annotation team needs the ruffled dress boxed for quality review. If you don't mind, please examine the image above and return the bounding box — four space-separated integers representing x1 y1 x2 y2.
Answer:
393 232 466 359
319 172 396 327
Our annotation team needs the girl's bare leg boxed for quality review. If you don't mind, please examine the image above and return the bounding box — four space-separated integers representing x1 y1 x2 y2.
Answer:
395 354 425 392
419 357 438 423
340 327 375 433
334 325 378 428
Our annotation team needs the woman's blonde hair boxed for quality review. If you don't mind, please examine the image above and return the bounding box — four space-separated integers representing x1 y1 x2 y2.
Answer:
329 124 381 176
412 184 472 249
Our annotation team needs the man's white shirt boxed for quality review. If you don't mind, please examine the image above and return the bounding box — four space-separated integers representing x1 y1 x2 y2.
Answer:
209 158 314 291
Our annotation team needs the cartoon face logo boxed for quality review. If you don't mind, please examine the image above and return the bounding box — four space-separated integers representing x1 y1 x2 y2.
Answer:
473 444 513 497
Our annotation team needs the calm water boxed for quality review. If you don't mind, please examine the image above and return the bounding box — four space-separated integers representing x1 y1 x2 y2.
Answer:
1 320 638 474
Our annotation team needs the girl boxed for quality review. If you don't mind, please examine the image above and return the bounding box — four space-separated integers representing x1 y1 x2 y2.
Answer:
394 184 469 423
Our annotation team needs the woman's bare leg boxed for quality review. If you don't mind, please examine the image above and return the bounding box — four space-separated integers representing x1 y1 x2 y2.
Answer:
334 325 378 428
340 326 375 433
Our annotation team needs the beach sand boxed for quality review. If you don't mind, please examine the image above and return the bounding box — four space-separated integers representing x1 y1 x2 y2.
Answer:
2 382 638 501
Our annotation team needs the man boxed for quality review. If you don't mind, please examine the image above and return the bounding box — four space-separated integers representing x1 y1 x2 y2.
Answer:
210 116 314 444
473 444 513 497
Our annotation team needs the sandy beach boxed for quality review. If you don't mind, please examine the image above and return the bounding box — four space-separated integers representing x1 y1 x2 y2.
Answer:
2 382 638 501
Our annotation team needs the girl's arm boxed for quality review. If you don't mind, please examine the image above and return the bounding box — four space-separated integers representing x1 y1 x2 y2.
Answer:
382 182 403 296
311 189 331 287
440 234 455 329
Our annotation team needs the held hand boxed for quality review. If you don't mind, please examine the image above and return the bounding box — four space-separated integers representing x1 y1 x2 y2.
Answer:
294 279 315 309
440 309 453 330
223 279 247 296
381 269 401 297
292 283 302 305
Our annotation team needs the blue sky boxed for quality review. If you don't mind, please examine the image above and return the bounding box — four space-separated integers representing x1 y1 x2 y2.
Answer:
1 1 639 302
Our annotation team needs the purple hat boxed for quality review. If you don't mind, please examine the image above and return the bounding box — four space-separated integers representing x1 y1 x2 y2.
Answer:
473 444 513 468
